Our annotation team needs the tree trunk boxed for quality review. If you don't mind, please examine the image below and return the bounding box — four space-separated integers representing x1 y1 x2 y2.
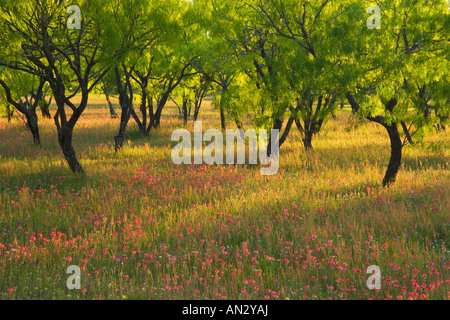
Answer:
279 117 295 148
114 66 134 151
130 106 147 136
7 106 13 122
115 103 131 152
148 97 154 120
194 108 199 122
345 92 404 187
382 123 403 187
151 107 163 129
40 98 52 119
25 110 40 145
267 119 283 157
220 106 226 131
182 95 188 127
194 103 201 122
302 131 313 151
55 122 84 174
105 93 118 119
401 121 414 145
140 88 148 134
151 94 169 129
145 97 154 135
193 93 204 122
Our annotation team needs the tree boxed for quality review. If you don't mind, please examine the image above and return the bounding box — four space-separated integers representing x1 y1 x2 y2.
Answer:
100 0 199 151
100 78 119 119
95 0 165 151
0 69 45 144
142 1 205 131
172 73 211 125
0 0 109 174
346 0 449 187
235 0 359 151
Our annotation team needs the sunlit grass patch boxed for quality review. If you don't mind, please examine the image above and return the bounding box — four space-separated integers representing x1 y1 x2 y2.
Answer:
0 99 448 300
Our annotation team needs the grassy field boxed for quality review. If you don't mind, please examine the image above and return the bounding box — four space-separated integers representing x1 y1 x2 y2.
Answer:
0 96 449 300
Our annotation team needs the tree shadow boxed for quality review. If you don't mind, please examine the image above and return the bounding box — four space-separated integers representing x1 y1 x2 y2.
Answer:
0 168 90 195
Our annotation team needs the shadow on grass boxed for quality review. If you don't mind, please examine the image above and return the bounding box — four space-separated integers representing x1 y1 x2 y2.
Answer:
0 167 91 195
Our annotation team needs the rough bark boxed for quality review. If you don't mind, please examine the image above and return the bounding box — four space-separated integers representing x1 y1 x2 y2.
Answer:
382 123 403 187
53 106 85 175
302 132 313 151
58 126 84 174
25 110 40 145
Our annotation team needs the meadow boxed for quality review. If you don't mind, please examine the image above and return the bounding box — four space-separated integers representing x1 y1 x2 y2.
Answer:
0 97 448 300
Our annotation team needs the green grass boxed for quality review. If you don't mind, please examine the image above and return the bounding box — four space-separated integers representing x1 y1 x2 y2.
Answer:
0 96 448 300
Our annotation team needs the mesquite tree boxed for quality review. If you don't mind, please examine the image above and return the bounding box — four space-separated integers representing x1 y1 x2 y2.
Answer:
97 0 164 151
0 69 45 144
346 0 449 187
99 0 199 151
0 1 109 174
236 0 359 151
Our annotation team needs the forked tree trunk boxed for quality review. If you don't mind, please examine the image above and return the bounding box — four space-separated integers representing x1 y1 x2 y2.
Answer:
193 91 206 121
382 123 403 187
151 93 169 129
